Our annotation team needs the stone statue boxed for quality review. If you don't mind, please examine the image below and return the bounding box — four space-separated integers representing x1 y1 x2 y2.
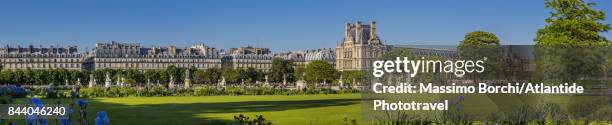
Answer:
115 75 121 86
219 76 226 87
184 70 191 89
339 74 344 89
282 74 287 85
77 78 81 86
104 72 112 88
89 74 95 88
264 75 269 86
169 76 175 89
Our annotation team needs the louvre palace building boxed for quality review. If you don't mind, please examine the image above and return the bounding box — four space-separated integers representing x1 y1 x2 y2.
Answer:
223 46 274 71
88 41 222 70
336 21 390 71
1 21 398 72
0 45 83 70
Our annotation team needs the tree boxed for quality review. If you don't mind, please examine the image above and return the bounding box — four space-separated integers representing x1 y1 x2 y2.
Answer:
12 69 24 85
203 68 222 84
340 70 363 84
222 68 238 83
534 0 611 81
269 58 294 83
24 68 34 85
193 69 206 84
293 64 305 80
535 0 610 46
34 70 47 85
458 30 505 81
69 70 82 84
243 67 260 83
166 65 179 83
144 69 159 84
459 30 500 46
304 61 337 84
123 68 143 84
1 69 13 84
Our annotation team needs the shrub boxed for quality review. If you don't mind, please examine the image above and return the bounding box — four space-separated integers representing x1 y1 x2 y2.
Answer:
73 86 361 98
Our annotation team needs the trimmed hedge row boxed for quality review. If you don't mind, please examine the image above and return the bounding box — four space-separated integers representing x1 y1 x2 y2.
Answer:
78 86 360 98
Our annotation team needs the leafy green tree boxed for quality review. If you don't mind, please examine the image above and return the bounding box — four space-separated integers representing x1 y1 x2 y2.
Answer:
460 30 500 45
203 68 222 84
242 67 260 83
193 69 206 84
223 68 238 83
13 69 25 85
144 69 160 84
340 71 363 84
1 69 14 84
123 68 143 84
34 70 47 85
24 68 34 85
166 65 179 83
534 0 611 81
269 58 294 83
293 64 305 81
304 61 337 84
458 30 505 81
69 70 82 84
536 0 610 46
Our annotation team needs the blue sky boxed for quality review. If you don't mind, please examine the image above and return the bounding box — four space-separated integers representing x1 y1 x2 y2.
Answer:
0 0 610 52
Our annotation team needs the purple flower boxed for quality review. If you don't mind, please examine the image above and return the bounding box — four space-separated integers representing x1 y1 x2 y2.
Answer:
38 118 48 125
60 117 69 125
31 98 43 107
77 99 88 108
457 94 465 102
26 115 35 125
95 111 109 125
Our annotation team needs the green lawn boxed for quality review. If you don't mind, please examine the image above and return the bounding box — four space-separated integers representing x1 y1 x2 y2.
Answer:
5 93 609 125
10 94 362 125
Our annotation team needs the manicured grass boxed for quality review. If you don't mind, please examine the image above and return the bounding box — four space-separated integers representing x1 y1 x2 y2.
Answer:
10 94 362 125
6 93 608 124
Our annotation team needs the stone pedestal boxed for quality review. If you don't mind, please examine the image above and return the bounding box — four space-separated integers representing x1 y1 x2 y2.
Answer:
169 76 176 89
88 74 95 88
218 76 226 87
264 75 269 86
104 72 112 88
338 75 344 89
184 70 191 89
296 80 306 90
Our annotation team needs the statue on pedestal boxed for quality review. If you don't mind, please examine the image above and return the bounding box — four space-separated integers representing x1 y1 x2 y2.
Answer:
89 74 95 88
282 74 287 86
184 70 191 89
77 78 81 86
296 72 306 90
104 72 112 88
338 74 344 89
218 76 226 87
168 76 176 89
264 75 269 86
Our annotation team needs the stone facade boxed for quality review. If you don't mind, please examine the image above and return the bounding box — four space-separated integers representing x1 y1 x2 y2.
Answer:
90 41 222 70
225 46 271 55
336 21 389 71
223 53 273 71
275 48 335 66
0 45 82 70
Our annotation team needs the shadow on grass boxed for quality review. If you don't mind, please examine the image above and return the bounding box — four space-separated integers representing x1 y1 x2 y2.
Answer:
84 98 360 124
